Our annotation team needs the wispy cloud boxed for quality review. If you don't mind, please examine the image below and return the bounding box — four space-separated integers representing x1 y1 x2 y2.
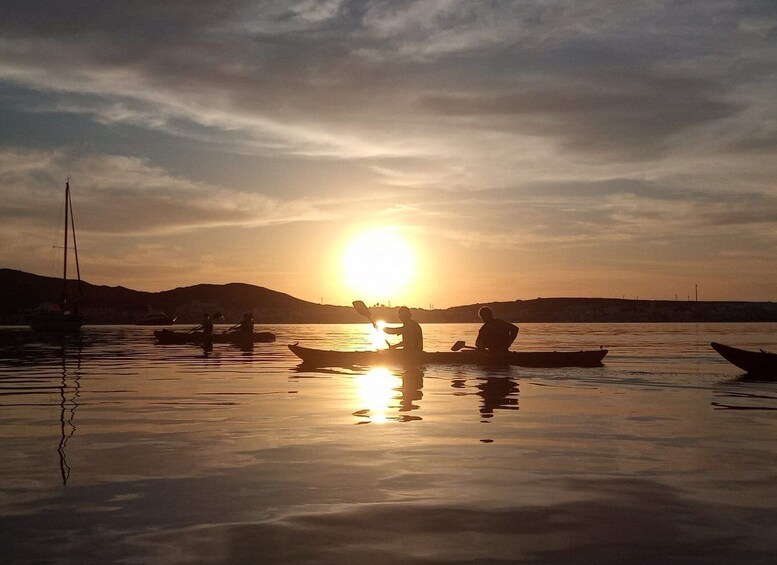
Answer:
0 148 332 235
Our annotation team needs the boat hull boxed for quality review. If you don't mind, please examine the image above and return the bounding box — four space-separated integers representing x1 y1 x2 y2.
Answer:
711 342 777 378
154 329 275 345
29 313 83 334
289 344 607 368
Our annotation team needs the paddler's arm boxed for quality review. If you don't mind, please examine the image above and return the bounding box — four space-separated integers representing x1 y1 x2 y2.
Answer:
475 325 487 350
508 322 519 341
382 325 403 349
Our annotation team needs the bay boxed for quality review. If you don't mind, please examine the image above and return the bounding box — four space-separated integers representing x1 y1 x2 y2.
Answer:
1 323 776 563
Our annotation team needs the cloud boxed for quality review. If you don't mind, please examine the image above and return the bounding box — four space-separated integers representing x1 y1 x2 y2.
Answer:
385 177 777 252
422 71 738 160
1 1 776 299
0 148 332 236
1 0 774 168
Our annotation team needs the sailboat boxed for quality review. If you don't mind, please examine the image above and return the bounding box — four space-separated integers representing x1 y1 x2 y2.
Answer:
29 180 84 333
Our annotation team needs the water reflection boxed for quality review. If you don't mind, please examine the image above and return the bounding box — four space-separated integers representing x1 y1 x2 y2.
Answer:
57 340 82 485
3 324 777 564
711 387 777 411
0 332 85 485
190 338 253 357
336 364 520 425
293 359 523 424
451 368 520 422
354 368 395 423
397 367 424 416
352 367 424 424
476 376 519 421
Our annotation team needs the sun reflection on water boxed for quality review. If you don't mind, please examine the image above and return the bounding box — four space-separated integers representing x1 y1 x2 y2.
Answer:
354 367 398 424
368 320 390 350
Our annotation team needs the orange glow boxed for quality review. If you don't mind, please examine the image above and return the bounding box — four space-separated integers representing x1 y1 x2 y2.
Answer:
341 227 416 305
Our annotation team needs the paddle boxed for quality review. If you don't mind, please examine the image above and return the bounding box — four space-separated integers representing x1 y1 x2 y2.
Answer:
451 340 478 351
352 300 392 348
187 312 222 334
222 313 250 335
352 300 377 327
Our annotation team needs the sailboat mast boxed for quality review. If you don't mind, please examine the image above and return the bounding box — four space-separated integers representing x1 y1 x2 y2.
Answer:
62 180 70 309
68 182 82 309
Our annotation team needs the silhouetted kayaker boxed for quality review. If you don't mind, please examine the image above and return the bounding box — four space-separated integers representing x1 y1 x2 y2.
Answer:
476 307 518 351
190 313 215 341
383 306 423 351
225 312 254 336
224 312 253 335
201 313 214 340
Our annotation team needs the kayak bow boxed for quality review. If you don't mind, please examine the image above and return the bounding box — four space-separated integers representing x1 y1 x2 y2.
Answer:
711 342 777 378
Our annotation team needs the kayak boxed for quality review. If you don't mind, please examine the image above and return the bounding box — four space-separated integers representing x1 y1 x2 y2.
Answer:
154 329 275 345
288 343 607 368
711 342 777 377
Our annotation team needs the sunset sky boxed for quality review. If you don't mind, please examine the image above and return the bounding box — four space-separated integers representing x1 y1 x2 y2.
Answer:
1 1 775 307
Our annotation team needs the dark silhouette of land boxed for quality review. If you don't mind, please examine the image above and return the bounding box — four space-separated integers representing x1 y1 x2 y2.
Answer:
1 268 776 324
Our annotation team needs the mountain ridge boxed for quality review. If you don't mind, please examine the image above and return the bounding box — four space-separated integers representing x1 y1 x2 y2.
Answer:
1 268 776 324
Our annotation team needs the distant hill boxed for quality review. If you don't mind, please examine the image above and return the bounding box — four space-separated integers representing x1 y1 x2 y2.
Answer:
1 268 776 324
0 268 356 324
415 297 777 323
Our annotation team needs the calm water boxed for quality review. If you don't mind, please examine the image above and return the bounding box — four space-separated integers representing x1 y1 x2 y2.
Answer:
1 323 776 564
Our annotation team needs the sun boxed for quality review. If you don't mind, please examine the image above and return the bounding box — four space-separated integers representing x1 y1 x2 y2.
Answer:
342 227 416 304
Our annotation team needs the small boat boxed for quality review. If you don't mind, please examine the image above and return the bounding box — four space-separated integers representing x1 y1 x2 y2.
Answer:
154 329 275 345
28 303 83 333
289 343 608 368
29 180 83 333
711 342 777 378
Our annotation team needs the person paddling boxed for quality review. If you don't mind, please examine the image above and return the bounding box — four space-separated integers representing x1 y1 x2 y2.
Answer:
475 307 518 352
190 312 217 340
383 306 423 351
225 312 254 337
201 313 214 341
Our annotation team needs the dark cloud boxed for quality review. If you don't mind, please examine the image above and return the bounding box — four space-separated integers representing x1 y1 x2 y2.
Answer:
0 0 770 166
422 73 737 159
0 1 238 38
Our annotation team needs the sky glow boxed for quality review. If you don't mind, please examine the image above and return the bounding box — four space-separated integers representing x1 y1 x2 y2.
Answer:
0 1 775 306
342 228 417 306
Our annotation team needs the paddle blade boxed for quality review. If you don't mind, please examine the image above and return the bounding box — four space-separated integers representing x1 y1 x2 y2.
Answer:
451 340 466 351
352 300 372 319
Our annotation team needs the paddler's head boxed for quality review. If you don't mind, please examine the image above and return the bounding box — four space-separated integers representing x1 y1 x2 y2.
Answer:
398 306 411 322
478 306 493 322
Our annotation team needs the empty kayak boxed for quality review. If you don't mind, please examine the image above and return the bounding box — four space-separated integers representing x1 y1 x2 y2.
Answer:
154 329 275 344
711 342 777 377
289 343 607 368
